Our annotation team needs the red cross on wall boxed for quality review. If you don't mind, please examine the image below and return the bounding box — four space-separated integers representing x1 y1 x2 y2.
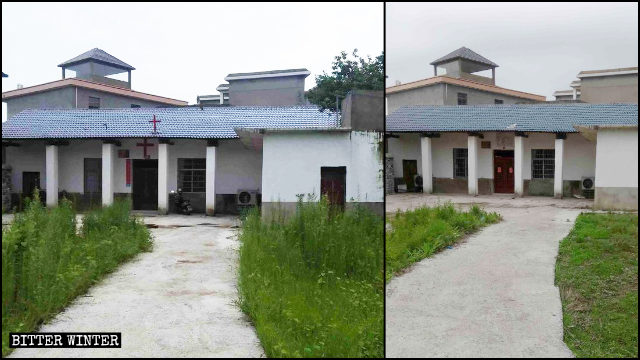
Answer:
136 138 154 159
149 114 161 133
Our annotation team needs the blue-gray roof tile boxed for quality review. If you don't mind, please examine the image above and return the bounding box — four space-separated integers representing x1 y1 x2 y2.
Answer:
386 104 638 133
2 106 339 139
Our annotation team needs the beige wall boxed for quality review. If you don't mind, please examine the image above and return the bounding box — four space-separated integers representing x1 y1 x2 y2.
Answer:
580 74 638 104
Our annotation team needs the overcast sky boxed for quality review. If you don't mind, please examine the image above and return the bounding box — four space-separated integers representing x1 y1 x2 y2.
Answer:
386 2 638 100
2 2 382 120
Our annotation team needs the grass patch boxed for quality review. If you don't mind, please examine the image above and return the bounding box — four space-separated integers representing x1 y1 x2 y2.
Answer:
2 193 152 357
385 202 501 281
555 213 638 358
237 197 383 358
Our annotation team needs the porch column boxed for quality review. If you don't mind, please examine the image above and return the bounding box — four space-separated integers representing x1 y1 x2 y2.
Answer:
206 140 218 216
467 134 479 196
420 133 437 193
45 144 59 207
554 133 566 198
102 142 115 206
158 141 169 214
514 132 526 196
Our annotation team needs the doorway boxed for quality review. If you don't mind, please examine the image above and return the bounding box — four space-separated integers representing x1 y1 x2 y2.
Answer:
132 159 158 210
493 150 514 193
22 172 40 197
402 160 417 191
320 166 346 208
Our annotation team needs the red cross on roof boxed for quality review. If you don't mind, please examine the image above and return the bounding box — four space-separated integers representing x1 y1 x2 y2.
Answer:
149 114 161 133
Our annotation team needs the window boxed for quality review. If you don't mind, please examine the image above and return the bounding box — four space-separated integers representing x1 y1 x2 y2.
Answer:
88 96 100 109
131 104 141 108
453 148 468 178
84 158 102 194
494 99 504 104
532 149 555 179
178 158 206 192
457 93 467 105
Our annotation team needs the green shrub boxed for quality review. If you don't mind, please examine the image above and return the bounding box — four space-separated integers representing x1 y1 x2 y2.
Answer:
386 202 501 281
238 196 383 358
2 194 152 357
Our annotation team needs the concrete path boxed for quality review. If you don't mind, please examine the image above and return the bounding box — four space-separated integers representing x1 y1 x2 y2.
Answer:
9 214 264 358
386 194 586 358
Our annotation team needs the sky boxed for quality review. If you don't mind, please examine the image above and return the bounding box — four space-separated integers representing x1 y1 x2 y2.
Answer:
2 2 383 120
386 2 638 100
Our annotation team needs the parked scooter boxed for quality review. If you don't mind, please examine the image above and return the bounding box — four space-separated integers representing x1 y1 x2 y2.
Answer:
171 188 193 215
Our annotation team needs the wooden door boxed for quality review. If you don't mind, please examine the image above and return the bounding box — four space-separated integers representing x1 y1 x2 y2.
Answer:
402 160 417 191
132 160 158 210
84 158 102 194
494 151 514 193
321 167 346 208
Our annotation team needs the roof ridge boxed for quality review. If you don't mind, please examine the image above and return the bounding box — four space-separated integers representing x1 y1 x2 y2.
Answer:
386 76 545 100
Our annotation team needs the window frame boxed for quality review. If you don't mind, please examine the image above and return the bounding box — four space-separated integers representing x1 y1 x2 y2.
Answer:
453 148 468 178
177 158 207 193
88 96 100 109
531 149 555 179
494 99 504 104
457 92 468 105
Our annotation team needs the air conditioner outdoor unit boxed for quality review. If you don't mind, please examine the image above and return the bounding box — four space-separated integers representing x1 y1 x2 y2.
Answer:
581 177 595 191
237 190 258 206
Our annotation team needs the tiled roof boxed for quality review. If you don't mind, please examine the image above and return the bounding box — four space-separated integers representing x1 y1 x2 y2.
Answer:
385 76 545 101
430 47 498 67
2 106 339 139
58 48 135 70
386 104 638 133
2 78 187 105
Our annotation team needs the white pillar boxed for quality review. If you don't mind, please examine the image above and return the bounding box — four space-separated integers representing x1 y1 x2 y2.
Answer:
206 141 217 216
420 135 433 193
514 134 525 196
572 88 577 100
467 134 479 196
45 144 59 207
554 135 565 199
219 92 224 105
102 143 115 206
158 142 169 214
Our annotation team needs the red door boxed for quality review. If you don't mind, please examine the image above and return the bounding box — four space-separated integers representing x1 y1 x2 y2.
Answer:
494 151 514 193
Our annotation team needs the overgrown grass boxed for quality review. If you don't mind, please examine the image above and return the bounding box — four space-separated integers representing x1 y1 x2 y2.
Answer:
386 202 501 281
1 193 152 357
555 213 638 358
237 196 383 358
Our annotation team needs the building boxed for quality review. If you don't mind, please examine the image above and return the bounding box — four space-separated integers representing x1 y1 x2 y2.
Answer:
385 47 545 114
197 68 310 107
385 104 638 210
2 48 188 120
2 90 383 215
196 84 230 106
553 67 638 103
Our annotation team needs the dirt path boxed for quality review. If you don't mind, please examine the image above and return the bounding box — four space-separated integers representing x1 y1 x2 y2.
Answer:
386 194 584 358
9 215 264 358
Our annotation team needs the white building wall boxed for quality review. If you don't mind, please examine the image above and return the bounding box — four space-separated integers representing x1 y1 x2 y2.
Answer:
262 131 383 203
595 128 638 188
6 138 262 197
387 131 596 181
7 141 47 194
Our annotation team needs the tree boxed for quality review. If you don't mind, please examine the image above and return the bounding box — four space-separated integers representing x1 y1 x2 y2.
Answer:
306 49 384 111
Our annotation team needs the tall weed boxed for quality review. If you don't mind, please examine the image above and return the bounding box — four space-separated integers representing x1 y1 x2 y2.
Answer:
238 196 383 358
2 194 152 357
